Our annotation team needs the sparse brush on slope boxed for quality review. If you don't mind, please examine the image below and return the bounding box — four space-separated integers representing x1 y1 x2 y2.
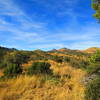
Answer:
0 46 100 100
85 51 100 100
85 77 100 100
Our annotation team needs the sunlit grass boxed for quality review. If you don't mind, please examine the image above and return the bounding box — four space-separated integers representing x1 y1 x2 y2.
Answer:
0 62 86 100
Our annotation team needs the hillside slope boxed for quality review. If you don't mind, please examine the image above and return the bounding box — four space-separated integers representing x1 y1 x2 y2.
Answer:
0 46 99 100
82 47 100 54
0 65 85 100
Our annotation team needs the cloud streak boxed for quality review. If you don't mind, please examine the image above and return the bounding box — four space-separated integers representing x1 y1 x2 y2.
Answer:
0 0 100 50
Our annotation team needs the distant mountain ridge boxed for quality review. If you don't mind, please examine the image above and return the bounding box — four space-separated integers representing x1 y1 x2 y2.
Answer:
0 46 17 51
0 46 100 54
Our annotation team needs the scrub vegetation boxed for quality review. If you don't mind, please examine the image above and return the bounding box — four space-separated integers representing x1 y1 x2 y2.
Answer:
0 46 100 100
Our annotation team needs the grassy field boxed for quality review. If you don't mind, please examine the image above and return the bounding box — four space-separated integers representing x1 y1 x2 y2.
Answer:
0 64 85 100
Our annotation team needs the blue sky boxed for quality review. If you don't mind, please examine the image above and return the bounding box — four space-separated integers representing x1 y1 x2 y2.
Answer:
0 0 100 50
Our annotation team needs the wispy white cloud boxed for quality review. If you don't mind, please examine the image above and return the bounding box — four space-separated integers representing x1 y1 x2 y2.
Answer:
0 0 48 43
0 0 47 27
0 0 23 16
0 0 100 50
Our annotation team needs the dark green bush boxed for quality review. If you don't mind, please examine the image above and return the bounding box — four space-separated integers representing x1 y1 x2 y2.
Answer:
4 64 22 77
85 78 100 100
28 62 52 75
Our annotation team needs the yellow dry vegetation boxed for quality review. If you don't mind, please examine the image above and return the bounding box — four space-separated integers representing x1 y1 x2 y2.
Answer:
0 63 86 100
0 70 3 77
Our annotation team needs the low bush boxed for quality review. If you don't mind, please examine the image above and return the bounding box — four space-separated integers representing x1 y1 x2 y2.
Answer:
87 51 100 75
63 56 70 62
85 77 100 100
4 64 22 78
87 64 100 75
52 56 63 63
27 62 52 75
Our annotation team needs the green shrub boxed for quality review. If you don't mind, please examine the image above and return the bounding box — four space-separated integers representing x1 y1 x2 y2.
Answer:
87 64 100 75
4 64 22 77
63 56 70 62
85 78 100 100
28 62 52 75
79 61 89 69
89 51 100 64
87 51 100 75
52 56 63 63
3 51 30 67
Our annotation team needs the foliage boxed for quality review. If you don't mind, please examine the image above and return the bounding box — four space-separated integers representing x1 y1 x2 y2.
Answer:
27 62 52 75
85 51 100 100
92 0 100 19
68 58 89 69
87 51 100 75
89 51 100 63
52 56 63 63
87 63 100 75
85 78 100 100
3 51 30 68
63 56 70 62
4 64 22 77
0 46 14 69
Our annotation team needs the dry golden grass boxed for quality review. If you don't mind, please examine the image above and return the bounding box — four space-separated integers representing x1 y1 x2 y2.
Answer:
0 69 3 77
0 63 86 100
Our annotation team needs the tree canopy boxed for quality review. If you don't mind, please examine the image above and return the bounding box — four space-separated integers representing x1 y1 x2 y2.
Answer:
92 0 100 21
